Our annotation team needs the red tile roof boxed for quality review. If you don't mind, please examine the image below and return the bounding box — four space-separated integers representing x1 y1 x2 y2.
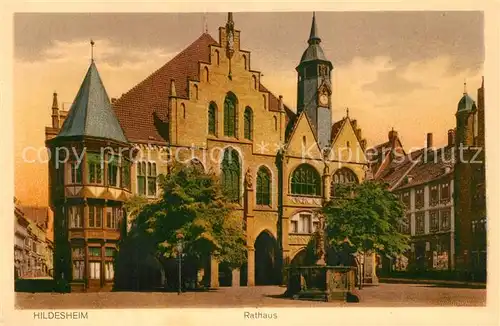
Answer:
112 32 295 144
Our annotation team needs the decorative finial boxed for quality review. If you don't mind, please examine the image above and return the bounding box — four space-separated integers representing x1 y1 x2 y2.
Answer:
90 39 95 62
308 11 321 45
346 107 349 118
463 79 467 95
203 14 208 33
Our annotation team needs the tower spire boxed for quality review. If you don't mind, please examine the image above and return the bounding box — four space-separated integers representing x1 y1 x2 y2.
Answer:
203 13 208 33
308 12 321 45
463 79 467 95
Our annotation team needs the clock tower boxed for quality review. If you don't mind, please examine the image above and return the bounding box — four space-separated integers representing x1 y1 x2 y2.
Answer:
296 12 334 149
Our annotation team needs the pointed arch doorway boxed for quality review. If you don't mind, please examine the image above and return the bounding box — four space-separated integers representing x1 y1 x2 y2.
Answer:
254 231 279 285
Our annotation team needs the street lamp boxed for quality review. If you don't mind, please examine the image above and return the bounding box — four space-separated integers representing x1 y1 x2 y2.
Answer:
176 233 184 295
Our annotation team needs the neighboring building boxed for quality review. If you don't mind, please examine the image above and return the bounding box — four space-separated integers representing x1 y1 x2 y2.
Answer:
14 199 54 279
14 198 30 279
375 80 486 278
454 80 486 280
45 13 375 291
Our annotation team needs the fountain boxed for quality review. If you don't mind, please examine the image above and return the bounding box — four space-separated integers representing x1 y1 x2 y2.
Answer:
285 214 357 302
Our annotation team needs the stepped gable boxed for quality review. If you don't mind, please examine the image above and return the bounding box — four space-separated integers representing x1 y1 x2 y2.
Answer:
113 33 295 144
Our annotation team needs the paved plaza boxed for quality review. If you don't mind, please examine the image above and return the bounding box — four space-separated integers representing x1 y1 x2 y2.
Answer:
16 283 486 309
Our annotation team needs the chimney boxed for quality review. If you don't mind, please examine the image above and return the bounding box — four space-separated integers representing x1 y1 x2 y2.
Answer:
447 129 456 147
51 92 59 129
278 95 284 112
351 119 358 130
426 133 433 148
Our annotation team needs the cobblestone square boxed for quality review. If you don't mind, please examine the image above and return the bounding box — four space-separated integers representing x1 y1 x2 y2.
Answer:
15 283 486 309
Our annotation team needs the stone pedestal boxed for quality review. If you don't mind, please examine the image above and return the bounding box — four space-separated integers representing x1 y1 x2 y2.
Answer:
285 266 356 302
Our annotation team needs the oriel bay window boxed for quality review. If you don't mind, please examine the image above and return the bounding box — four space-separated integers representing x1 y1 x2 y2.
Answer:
87 153 103 184
68 206 83 229
290 164 321 196
68 160 82 184
107 155 119 187
88 205 103 228
106 207 121 229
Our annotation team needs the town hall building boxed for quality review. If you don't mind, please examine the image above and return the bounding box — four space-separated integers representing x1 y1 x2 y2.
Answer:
46 13 373 291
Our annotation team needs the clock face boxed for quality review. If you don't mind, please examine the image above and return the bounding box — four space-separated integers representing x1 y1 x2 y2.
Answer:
319 94 329 106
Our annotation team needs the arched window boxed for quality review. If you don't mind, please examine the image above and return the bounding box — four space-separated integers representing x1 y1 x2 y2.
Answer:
252 75 257 89
189 158 204 172
181 103 186 119
244 107 253 140
214 50 220 65
224 93 237 137
263 94 267 109
331 167 359 198
290 164 321 196
273 116 278 131
204 67 210 83
193 84 199 100
208 102 217 135
221 148 240 202
256 167 271 206
242 54 247 70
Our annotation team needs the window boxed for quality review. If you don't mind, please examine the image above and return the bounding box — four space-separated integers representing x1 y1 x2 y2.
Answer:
291 164 320 196
299 214 311 233
440 210 451 231
290 220 298 233
256 167 271 206
208 102 217 135
121 159 131 190
137 162 146 196
69 161 82 184
72 260 85 280
430 185 439 206
204 67 209 83
402 192 411 209
221 148 241 202
106 207 120 229
273 116 278 131
181 103 186 119
415 188 424 209
105 248 116 257
89 261 101 280
214 50 220 65
105 262 114 280
88 206 103 228
312 220 320 233
400 214 410 234
193 84 199 100
224 93 237 137
107 155 119 187
147 162 157 196
262 94 267 109
89 247 101 257
68 206 83 229
440 182 450 203
252 75 257 89
87 153 103 184
242 54 247 70
430 210 439 232
416 212 425 234
244 107 253 140
331 167 359 197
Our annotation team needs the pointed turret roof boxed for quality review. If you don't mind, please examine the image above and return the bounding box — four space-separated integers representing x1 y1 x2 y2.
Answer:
298 13 332 67
57 61 128 143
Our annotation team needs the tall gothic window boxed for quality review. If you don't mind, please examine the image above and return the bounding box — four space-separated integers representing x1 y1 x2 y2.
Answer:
331 167 359 197
221 148 240 202
290 164 321 196
208 102 217 135
256 167 271 206
224 93 237 137
244 107 253 140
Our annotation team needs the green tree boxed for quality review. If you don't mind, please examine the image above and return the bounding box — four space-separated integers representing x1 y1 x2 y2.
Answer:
322 181 410 258
129 164 246 267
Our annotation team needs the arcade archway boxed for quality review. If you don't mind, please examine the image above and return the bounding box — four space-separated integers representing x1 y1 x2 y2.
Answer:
254 231 279 285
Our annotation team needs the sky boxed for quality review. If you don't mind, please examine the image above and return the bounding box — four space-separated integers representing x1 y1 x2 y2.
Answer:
14 12 484 207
